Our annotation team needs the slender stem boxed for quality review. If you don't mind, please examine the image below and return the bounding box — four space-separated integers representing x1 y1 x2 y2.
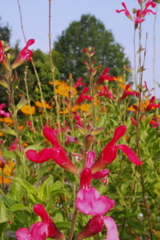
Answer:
68 208 78 240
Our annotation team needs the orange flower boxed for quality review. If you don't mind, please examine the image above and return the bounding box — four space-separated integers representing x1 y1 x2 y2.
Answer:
79 104 90 112
0 117 13 126
35 101 52 109
55 85 77 97
0 131 4 136
21 105 36 114
0 160 16 184
48 79 65 86
113 76 125 83
18 125 24 130
60 105 79 114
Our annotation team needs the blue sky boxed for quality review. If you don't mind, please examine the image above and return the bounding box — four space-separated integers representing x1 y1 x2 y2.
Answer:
1 0 160 97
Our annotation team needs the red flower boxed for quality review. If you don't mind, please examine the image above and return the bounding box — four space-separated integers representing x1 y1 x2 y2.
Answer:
0 103 10 117
119 84 137 100
74 87 92 104
75 215 120 240
98 85 115 100
90 125 142 174
74 77 86 88
75 215 104 240
76 168 115 215
26 125 78 174
16 204 65 240
96 68 114 84
0 41 10 71
116 2 133 20
12 39 35 69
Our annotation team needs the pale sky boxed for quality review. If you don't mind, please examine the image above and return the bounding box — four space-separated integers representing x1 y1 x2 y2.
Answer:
1 0 160 97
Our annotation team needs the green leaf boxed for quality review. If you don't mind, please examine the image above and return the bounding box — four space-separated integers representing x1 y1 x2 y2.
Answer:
56 221 71 230
38 175 54 201
16 95 28 110
0 200 8 223
0 79 9 89
10 203 25 212
9 182 23 202
3 150 17 159
12 177 38 203
0 123 16 136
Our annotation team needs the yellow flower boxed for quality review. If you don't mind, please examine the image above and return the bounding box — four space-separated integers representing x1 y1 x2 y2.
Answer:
127 100 150 112
79 104 90 112
35 101 52 109
18 125 24 130
21 105 36 115
48 80 66 86
60 105 79 114
119 83 132 91
0 117 13 126
55 85 77 97
0 161 16 184
94 97 100 107
114 76 125 83
0 132 4 136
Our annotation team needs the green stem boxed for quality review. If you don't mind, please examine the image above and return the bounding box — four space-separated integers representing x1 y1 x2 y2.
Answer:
68 208 78 240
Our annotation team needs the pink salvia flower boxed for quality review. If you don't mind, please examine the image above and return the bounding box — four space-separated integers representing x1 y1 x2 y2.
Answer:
76 168 115 215
90 125 142 174
0 103 10 117
74 77 86 88
75 215 104 240
116 2 133 21
131 117 138 126
26 126 78 174
12 39 35 69
74 87 92 104
0 41 10 71
103 216 120 240
98 85 115 100
16 204 65 240
96 68 114 84
119 84 137 100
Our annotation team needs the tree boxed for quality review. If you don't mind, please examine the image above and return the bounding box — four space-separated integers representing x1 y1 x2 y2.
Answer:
0 17 11 43
54 14 130 81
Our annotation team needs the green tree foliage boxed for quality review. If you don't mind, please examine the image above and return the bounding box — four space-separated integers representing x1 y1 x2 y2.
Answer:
26 49 60 101
0 17 11 43
54 14 130 80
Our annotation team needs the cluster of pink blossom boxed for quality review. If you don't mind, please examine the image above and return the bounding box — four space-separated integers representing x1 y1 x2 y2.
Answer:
116 0 157 28
15 125 142 239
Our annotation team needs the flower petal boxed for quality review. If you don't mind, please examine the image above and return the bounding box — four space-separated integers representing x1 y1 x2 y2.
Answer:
117 144 142 165
76 187 114 215
26 148 54 163
103 216 119 240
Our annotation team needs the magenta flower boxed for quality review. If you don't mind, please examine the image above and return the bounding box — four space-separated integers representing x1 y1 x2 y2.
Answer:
0 103 10 117
0 41 10 71
119 84 137 100
103 216 119 240
75 215 120 240
90 125 142 174
96 68 114 84
75 215 104 240
26 125 78 174
98 85 115 100
74 87 92 105
116 2 133 20
75 167 114 215
12 39 35 69
16 204 65 240
131 117 138 126
74 77 86 88
145 96 160 111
